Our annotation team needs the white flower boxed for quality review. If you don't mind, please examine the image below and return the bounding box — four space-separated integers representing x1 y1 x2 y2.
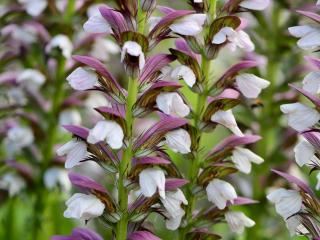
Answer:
5 126 34 155
267 188 302 219
56 139 88 169
193 0 203 2
0 173 26 197
121 41 145 70
148 16 161 32
225 211 255 234
87 120 124 149
286 216 309 236
90 38 120 61
7 88 27 106
280 103 320 131
302 71 320 95
83 13 112 34
44 167 71 192
59 109 82 126
316 172 320 190
170 14 207 36
18 0 47 16
156 92 190 117
206 179 237 209
66 67 98 91
63 193 105 220
17 69 45 91
46 35 73 59
171 65 196 88
212 27 255 52
239 0 270 10
165 129 191 154
210 109 243 136
160 189 188 230
288 25 320 51
231 147 264 174
139 168 166 199
294 138 317 167
236 73 270 99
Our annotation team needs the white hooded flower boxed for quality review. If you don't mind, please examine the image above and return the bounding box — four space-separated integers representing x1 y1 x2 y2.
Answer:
239 0 270 10
56 139 88 169
165 129 191 154
44 167 71 192
66 67 98 91
210 109 243 136
302 71 320 95
59 109 82 127
286 216 309 236
5 126 34 155
171 65 196 88
280 103 320 131
170 14 206 36
90 38 120 61
289 25 320 51
18 0 47 16
267 188 302 219
46 35 73 59
83 13 112 34
212 27 255 52
161 189 188 230
206 179 237 209
156 92 190 117
87 120 124 149
294 138 317 167
139 168 166 199
121 41 145 70
17 69 45 91
231 147 264 174
236 73 270 99
0 173 26 197
225 211 255 234
64 193 105 220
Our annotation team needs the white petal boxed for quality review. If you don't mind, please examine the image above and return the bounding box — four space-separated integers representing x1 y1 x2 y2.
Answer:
297 29 320 50
18 0 47 16
84 14 112 34
236 73 270 99
210 110 243 136
165 210 185 230
286 216 309 236
6 126 34 149
58 140 87 169
294 138 315 167
212 28 228 44
170 14 206 36
44 167 71 192
139 168 166 199
67 67 98 91
161 189 187 218
46 35 73 59
280 103 320 131
0 174 26 197
302 72 320 94
165 129 191 154
316 172 320 190
17 69 45 90
267 188 302 219
171 65 196 87
232 30 255 51
206 179 237 209
232 147 264 174
90 38 120 61
156 92 190 117
239 0 270 10
121 41 145 70
225 211 255 234
289 25 315 38
59 109 82 126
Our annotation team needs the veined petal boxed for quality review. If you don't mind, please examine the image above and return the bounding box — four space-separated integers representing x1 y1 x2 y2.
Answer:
206 179 237 209
236 73 270 99
156 92 190 117
297 29 320 50
67 67 98 91
225 211 255 234
170 14 206 36
294 138 315 167
211 110 243 136
165 129 191 154
302 71 320 94
171 65 196 87
139 168 166 199
18 0 47 16
83 14 112 34
239 0 270 11
231 147 264 174
289 25 315 38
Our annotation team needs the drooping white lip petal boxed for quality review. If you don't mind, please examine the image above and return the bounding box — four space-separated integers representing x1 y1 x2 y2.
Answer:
236 73 270 99
156 92 190 118
231 147 264 174
239 0 270 11
297 29 320 50
83 14 112 34
87 120 124 149
18 0 47 16
57 139 87 169
165 128 191 154
171 65 196 88
17 69 46 90
170 14 207 36
294 138 315 167
206 179 237 209
267 188 302 219
44 167 71 192
63 193 105 220
165 210 185 230
210 110 243 136
280 103 320 131
139 168 166 199
302 72 320 94
225 211 255 234
66 67 98 91
288 25 315 38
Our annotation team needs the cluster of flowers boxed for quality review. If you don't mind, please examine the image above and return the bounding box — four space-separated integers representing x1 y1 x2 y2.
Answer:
268 1 320 238
51 0 272 239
